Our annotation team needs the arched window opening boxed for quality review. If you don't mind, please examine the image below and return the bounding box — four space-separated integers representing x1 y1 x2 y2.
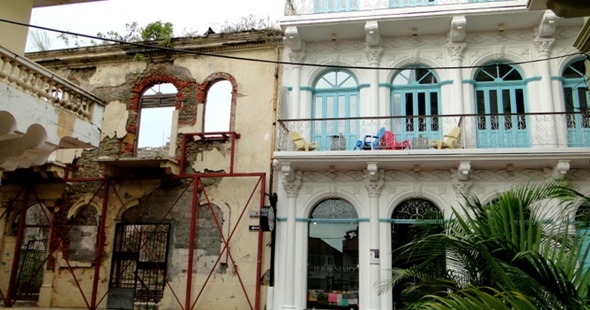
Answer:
391 66 441 141
312 70 360 150
137 83 177 157
474 63 528 148
11 203 50 301
562 59 590 147
391 199 443 309
68 205 98 262
307 199 359 309
204 80 232 133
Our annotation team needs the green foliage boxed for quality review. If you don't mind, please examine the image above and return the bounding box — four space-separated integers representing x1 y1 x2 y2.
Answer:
389 181 590 309
217 14 278 34
59 21 174 48
141 21 174 46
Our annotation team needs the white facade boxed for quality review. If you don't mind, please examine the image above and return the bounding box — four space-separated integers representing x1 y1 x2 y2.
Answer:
273 1 589 309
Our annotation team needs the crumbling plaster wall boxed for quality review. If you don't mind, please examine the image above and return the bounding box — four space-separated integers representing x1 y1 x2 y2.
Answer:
28 42 277 309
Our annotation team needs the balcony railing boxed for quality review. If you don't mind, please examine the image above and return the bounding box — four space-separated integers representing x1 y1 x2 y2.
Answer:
0 45 103 120
277 112 590 152
287 0 519 15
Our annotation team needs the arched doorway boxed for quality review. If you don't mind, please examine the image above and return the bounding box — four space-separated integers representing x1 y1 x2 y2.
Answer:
307 198 359 309
391 198 443 309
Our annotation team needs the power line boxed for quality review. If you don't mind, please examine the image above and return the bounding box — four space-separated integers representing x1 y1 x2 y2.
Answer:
0 17 585 71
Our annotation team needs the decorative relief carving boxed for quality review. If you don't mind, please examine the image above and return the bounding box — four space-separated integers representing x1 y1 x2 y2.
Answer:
328 184 339 198
466 31 533 44
470 169 545 181
447 43 466 60
410 50 422 63
495 45 506 59
365 182 384 197
384 169 451 181
534 38 554 56
365 47 384 65
452 182 472 198
567 169 590 181
412 184 424 198
288 51 306 64
283 178 302 198
303 170 365 182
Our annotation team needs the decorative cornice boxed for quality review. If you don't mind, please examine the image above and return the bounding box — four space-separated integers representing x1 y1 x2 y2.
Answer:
457 161 471 181
536 11 557 39
365 21 381 47
448 16 466 43
284 26 304 51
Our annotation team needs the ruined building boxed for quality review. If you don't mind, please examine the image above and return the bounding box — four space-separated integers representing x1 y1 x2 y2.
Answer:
1 23 282 310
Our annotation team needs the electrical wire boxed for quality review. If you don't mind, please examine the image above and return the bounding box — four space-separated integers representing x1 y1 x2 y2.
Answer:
0 17 585 71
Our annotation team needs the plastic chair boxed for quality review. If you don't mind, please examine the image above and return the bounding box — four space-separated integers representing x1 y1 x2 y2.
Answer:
429 127 462 149
379 130 411 150
355 127 386 150
289 131 318 151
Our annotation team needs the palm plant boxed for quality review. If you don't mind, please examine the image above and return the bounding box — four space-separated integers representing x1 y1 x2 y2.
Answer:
389 181 590 309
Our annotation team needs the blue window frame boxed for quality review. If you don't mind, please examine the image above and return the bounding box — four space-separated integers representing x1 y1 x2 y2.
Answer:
312 70 360 150
474 63 529 148
562 59 590 147
391 67 441 141
314 0 359 13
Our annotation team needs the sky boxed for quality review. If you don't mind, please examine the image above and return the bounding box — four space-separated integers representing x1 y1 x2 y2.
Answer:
27 0 284 148
28 0 284 51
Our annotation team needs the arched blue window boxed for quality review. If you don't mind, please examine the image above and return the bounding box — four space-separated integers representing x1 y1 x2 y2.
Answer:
312 70 360 150
562 59 590 147
391 67 441 141
474 63 528 148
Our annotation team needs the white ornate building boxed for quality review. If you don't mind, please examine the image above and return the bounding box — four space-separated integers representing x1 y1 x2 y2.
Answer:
272 1 589 309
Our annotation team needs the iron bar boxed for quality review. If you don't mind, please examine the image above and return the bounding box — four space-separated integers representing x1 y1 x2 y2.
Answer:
184 177 199 310
90 177 110 310
4 186 29 307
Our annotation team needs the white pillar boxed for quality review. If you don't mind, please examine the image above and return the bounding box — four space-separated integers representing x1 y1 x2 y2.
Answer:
281 165 301 310
447 44 466 115
534 38 558 147
366 163 384 310
289 52 305 120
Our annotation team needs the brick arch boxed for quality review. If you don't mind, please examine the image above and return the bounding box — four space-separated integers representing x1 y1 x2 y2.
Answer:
125 75 197 155
198 72 238 131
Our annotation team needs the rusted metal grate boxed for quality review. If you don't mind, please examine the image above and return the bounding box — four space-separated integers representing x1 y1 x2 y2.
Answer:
14 239 46 301
109 224 171 306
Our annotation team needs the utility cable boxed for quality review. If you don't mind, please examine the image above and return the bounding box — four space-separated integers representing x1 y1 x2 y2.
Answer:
0 17 585 71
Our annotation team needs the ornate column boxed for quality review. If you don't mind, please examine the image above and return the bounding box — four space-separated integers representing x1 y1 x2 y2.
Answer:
365 163 384 310
365 22 383 130
285 27 306 120
534 11 558 147
281 164 301 310
447 16 467 116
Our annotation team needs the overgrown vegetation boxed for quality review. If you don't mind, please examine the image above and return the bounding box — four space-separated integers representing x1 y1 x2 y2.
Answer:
387 181 590 309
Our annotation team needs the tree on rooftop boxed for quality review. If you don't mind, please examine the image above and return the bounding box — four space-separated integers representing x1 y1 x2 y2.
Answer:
386 181 590 309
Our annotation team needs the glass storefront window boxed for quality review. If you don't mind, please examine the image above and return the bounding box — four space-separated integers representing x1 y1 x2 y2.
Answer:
307 199 359 309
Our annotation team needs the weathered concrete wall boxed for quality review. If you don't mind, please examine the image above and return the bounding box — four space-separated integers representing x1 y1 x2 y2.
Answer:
6 31 280 309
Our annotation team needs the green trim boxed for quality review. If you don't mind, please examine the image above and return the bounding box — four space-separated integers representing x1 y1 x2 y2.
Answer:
297 218 369 223
552 76 566 82
463 79 476 85
439 80 454 86
524 76 542 83
382 219 446 224
358 83 371 89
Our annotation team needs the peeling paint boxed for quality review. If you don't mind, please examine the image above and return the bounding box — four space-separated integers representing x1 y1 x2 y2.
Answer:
101 100 129 140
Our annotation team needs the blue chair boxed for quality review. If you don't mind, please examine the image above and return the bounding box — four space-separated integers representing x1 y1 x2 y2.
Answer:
355 127 386 150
